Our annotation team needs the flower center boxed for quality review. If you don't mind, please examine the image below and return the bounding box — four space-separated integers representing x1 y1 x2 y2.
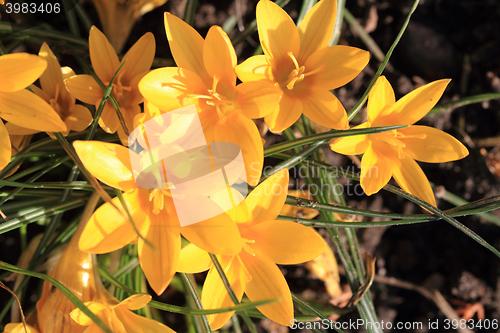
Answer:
49 83 66 119
377 129 426 159
148 189 173 215
104 72 131 102
188 77 235 123
241 237 256 256
284 52 325 90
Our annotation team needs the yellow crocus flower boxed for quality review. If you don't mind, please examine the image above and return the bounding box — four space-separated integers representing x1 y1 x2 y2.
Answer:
66 26 155 144
235 0 370 132
177 169 326 329
0 53 67 170
73 140 243 295
330 76 469 206
139 13 281 186
6 43 93 137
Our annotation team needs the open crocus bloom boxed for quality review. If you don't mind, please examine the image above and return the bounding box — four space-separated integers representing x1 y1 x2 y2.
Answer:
177 169 326 329
235 0 370 132
71 293 175 333
0 53 67 170
139 13 281 186
66 26 155 144
330 76 469 206
74 140 242 295
6 43 92 137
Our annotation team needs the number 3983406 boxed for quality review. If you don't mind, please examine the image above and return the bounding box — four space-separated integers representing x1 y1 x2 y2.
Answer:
4 2 61 14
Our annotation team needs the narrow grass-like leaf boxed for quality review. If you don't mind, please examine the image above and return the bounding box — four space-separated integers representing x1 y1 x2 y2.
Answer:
183 0 198 26
297 0 317 26
291 293 340 333
74 1 93 33
264 125 407 157
62 0 79 36
347 0 420 121
114 189 152 246
428 93 500 115
343 8 387 64
99 265 276 315
180 273 212 333
434 185 500 225
329 0 346 46
209 254 258 333
0 199 86 234
0 22 89 48
85 60 127 140
0 261 113 333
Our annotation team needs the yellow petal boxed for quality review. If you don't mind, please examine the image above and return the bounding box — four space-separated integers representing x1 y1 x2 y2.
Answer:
114 306 176 333
38 43 64 99
256 0 300 67
119 294 152 310
204 26 237 86
65 74 103 105
30 84 50 102
250 220 325 264
120 32 156 84
264 93 303 132
89 26 120 81
0 121 11 170
79 188 150 253
329 122 370 155
180 198 243 254
235 55 273 82
242 168 289 225
297 0 336 63
367 76 395 123
64 74 104 104
212 114 264 186
66 104 93 132
240 251 294 326
202 261 246 330
164 13 211 85
304 45 370 91
360 141 395 196
3 323 40 333
399 126 469 163
304 245 342 298
0 53 46 92
73 140 136 191
177 243 212 273
70 302 107 326
97 102 120 134
116 104 141 145
373 79 451 127
392 156 437 206
139 67 207 112
138 206 181 295
236 81 281 119
302 89 349 130
0 90 67 132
